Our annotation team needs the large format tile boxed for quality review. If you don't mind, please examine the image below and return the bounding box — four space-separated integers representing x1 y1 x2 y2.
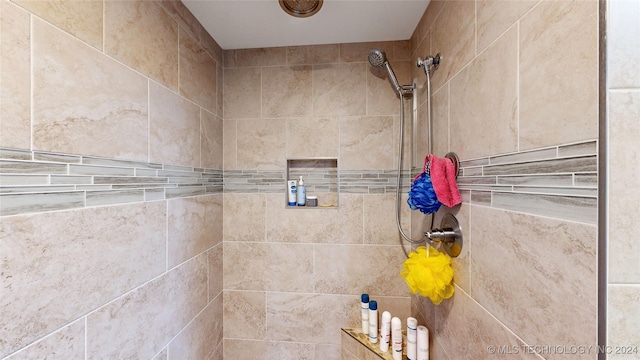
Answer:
168 194 222 268
287 44 340 65
450 26 518 160
519 0 598 149
179 27 217 112
32 19 148 161
313 63 366 117
608 0 640 89
236 119 286 170
366 60 411 116
608 91 640 283
476 0 538 53
86 253 208 359
608 285 640 358
223 193 266 241
469 206 597 354
286 117 339 158
0 202 166 357
340 116 394 170
223 67 261 119
168 295 223 360
223 290 266 340
4 319 85 360
363 194 410 245
149 82 201 167
105 0 178 90
262 66 313 118
0 0 30 149
15 0 102 48
223 339 314 360
208 243 223 301
201 110 223 169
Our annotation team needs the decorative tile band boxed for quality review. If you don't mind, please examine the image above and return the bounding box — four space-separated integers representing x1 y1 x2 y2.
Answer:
456 140 598 224
1 140 598 223
0 148 222 217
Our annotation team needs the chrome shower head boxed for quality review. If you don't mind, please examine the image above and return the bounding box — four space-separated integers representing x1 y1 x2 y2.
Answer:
368 48 387 67
368 48 402 95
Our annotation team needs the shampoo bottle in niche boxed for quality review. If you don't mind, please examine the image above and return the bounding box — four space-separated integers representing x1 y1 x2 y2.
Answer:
406 317 418 360
287 180 297 206
368 300 378 343
379 311 391 353
297 176 306 206
417 325 429 360
361 294 369 334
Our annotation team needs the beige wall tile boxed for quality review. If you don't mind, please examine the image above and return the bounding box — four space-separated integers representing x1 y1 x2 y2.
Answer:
314 244 409 296
340 116 394 170
201 30 223 65
262 66 313 118
168 295 223 360
313 63 366 117
201 110 223 169
265 193 363 244
608 0 640 89
179 28 217 112
0 0 30 149
223 120 237 170
519 0 598 149
412 0 445 53
4 319 84 360
223 290 266 340
363 194 410 245
608 91 640 283
434 286 538 360
87 253 208 359
477 0 538 53
287 44 340 65
450 26 518 159
366 61 411 116
430 0 476 92
223 50 237 68
223 193 266 241
149 82 201 167
267 293 359 344
0 202 166 357
157 0 202 48
32 19 148 160
393 112 414 171
286 117 339 158
224 339 315 360
608 285 640 351
316 344 341 360
236 47 287 67
14 0 102 49
469 206 597 348
152 348 167 360
340 41 400 62
236 119 286 170
105 0 178 90
224 242 314 292
435 204 470 292
223 67 261 119
208 244 223 301
430 84 449 157
217 63 224 116
168 194 222 268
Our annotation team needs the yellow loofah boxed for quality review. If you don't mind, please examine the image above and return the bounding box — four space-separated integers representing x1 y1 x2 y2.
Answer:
400 246 454 305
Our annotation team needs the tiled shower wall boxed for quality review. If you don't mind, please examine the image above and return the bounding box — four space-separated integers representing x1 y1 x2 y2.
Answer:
221 43 417 358
607 0 640 355
0 1 223 359
409 1 600 359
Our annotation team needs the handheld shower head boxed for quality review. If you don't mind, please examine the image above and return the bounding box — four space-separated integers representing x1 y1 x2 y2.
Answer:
368 48 402 95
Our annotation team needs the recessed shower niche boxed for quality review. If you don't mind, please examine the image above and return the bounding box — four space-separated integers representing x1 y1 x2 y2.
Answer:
286 158 338 208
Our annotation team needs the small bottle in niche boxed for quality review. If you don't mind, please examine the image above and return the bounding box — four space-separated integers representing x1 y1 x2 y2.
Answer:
297 176 306 206
361 294 369 334
368 300 378 344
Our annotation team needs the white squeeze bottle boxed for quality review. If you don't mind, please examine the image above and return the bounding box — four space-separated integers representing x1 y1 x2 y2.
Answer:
361 294 369 334
296 176 306 206
379 311 391 352
417 325 429 360
368 300 378 343
391 317 402 360
406 317 418 360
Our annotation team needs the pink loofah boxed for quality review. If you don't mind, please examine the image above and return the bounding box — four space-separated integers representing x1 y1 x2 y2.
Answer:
429 154 462 207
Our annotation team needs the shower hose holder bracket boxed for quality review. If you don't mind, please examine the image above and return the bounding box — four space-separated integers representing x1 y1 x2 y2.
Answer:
425 213 463 257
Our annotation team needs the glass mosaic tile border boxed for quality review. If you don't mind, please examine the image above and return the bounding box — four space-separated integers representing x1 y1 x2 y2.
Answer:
0 140 597 223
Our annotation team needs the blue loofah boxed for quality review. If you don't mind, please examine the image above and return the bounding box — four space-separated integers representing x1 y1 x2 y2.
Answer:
407 172 442 214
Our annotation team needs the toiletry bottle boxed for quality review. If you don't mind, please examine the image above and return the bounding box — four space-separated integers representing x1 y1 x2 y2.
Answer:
391 317 402 360
368 300 378 343
406 317 418 360
287 180 297 206
297 176 306 206
361 294 369 334
417 325 429 360
379 311 391 353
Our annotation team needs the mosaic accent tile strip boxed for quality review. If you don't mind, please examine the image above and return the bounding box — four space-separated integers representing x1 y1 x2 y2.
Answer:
0 147 222 216
457 140 598 224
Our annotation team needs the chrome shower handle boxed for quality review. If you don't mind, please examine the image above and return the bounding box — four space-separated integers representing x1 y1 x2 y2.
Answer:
424 213 463 258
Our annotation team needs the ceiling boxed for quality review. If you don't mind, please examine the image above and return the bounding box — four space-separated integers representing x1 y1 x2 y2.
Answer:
182 0 430 50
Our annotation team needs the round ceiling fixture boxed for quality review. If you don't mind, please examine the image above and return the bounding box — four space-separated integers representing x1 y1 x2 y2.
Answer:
279 0 323 18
